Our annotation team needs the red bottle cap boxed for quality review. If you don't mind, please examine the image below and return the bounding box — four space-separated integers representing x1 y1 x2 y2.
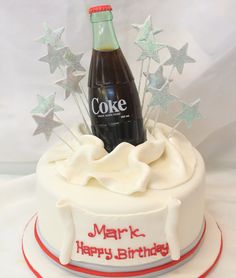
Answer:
89 5 112 14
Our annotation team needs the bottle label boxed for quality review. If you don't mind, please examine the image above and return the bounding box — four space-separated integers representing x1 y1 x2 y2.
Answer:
89 82 142 124
91 98 128 116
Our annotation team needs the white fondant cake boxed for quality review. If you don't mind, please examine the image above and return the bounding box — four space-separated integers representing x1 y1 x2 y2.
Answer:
35 123 206 276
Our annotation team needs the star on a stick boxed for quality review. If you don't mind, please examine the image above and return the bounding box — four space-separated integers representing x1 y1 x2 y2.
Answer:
37 23 64 48
176 99 202 128
32 109 62 140
56 67 85 99
148 84 177 111
39 45 67 74
31 93 64 115
64 48 86 72
144 66 167 90
132 15 162 44
164 43 196 74
137 32 165 63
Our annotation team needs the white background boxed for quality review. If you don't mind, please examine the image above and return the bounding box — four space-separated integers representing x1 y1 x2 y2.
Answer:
0 0 236 277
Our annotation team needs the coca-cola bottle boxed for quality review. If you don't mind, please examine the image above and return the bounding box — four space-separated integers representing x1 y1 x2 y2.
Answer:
88 5 145 152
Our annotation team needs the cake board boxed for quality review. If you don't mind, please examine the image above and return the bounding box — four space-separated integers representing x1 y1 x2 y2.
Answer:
22 213 222 278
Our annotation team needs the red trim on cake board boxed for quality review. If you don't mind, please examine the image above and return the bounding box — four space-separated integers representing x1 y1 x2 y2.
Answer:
21 214 42 278
21 215 223 278
22 244 42 278
199 224 223 278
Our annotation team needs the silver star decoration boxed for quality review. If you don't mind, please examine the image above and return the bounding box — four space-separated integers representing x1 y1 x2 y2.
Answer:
32 109 62 140
64 48 86 72
148 84 177 111
56 67 85 99
31 93 64 115
164 43 196 74
137 32 165 63
39 45 67 74
132 15 162 45
37 23 64 48
176 99 202 128
144 66 167 90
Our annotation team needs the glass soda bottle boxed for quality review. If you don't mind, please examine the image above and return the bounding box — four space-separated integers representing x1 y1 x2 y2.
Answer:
88 5 145 152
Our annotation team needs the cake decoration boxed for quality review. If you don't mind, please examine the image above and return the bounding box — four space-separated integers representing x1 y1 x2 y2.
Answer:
175 98 202 128
23 213 222 277
31 93 79 147
132 15 162 44
50 123 196 194
144 65 167 90
23 7 222 278
132 16 165 108
32 109 62 141
55 67 91 133
64 48 86 72
136 31 164 64
31 93 64 114
39 44 67 74
36 23 90 136
56 67 85 100
131 16 201 137
164 43 196 74
56 200 75 265
165 198 181 260
36 23 65 48
33 13 200 194
32 17 202 147
148 84 177 111
51 197 196 264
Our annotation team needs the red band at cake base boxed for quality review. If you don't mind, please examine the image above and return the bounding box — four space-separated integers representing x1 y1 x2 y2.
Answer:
26 217 218 278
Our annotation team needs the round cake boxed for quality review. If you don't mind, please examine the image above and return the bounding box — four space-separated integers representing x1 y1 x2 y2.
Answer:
34 123 207 277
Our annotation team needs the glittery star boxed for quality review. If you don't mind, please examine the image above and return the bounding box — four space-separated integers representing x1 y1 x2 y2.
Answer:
176 99 202 128
137 32 165 63
56 67 85 99
164 43 196 74
31 93 64 115
37 23 64 48
39 45 67 74
144 66 167 90
64 48 86 72
32 109 62 140
132 15 162 44
148 84 177 111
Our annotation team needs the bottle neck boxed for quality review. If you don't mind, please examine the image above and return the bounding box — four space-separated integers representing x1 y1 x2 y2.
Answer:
90 11 119 51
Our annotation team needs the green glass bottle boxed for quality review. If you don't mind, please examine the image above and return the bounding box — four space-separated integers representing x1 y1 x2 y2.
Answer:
88 5 145 152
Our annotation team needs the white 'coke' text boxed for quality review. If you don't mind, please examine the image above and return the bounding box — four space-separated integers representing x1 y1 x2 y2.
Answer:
91 98 127 115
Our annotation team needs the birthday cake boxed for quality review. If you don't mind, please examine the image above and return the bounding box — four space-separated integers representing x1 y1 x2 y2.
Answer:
32 122 206 277
22 5 223 278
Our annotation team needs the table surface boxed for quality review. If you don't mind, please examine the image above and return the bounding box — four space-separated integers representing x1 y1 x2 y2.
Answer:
0 173 235 277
